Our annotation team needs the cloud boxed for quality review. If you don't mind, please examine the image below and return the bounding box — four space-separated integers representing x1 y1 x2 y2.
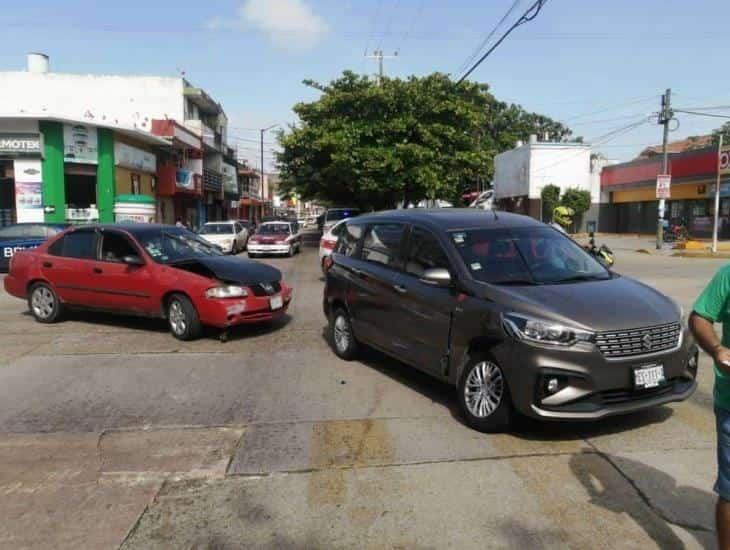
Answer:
207 0 329 51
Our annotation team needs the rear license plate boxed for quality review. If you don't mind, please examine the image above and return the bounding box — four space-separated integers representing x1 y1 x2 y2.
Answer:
634 364 665 389
270 295 284 310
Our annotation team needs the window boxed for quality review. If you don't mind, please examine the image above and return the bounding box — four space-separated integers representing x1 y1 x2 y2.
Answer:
361 223 405 267
335 222 364 257
669 201 682 220
100 231 139 263
691 200 708 217
51 230 97 259
405 227 451 277
200 223 235 235
331 221 347 237
451 226 608 285
723 199 730 217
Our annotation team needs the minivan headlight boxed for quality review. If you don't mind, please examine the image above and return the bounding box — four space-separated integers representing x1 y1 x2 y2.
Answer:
205 285 248 299
503 313 594 346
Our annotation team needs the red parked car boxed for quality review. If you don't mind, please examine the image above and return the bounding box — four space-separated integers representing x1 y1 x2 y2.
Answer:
3 224 293 340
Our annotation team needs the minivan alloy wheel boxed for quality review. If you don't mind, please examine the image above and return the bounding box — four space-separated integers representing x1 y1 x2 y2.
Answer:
464 361 504 418
31 286 55 320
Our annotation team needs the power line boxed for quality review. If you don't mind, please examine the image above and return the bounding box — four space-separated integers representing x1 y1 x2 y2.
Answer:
363 0 384 55
375 0 401 52
456 0 522 75
457 0 548 83
559 95 657 123
674 109 730 120
395 0 426 55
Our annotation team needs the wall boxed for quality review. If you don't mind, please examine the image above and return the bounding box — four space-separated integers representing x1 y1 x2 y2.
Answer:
0 118 39 134
115 167 154 196
528 145 591 200
612 182 710 203
97 128 115 223
0 72 185 130
39 121 65 223
493 147 528 199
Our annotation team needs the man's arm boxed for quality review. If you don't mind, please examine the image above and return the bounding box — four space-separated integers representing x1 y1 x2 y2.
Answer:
689 312 730 375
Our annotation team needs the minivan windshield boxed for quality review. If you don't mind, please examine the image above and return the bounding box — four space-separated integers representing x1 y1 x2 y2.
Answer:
200 223 234 235
451 226 610 285
326 209 360 222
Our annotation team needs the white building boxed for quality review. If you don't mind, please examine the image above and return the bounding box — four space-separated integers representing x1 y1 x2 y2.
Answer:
493 135 607 228
0 53 238 226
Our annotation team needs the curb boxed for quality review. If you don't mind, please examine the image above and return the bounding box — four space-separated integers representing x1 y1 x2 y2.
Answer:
671 251 730 259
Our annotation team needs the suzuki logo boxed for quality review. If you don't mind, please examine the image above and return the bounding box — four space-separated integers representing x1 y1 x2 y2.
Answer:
642 334 652 350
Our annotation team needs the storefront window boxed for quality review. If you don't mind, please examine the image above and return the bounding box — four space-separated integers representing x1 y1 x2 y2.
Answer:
669 201 682 220
722 199 730 217
691 200 708 217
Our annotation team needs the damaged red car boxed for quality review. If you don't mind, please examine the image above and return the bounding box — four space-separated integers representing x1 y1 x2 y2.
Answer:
3 224 292 340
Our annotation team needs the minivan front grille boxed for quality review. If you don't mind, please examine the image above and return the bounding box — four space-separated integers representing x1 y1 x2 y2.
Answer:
595 322 681 359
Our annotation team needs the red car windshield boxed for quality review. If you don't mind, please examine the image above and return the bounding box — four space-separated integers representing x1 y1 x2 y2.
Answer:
258 224 290 235
138 230 224 264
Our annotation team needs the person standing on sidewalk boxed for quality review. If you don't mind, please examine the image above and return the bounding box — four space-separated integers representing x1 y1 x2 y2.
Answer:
690 266 730 549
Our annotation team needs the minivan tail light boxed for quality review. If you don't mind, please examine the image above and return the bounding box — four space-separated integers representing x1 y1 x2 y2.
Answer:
321 238 336 251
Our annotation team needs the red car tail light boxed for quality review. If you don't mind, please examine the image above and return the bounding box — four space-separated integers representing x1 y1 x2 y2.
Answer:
320 238 336 251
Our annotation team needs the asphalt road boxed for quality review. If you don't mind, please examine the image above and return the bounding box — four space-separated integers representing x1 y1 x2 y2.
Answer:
0 232 726 549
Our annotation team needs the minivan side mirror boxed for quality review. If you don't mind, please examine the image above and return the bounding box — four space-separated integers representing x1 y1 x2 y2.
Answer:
421 267 452 287
122 254 144 267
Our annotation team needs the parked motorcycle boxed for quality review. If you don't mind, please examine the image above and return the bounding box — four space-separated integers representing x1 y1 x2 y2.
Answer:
584 232 615 268
662 220 689 242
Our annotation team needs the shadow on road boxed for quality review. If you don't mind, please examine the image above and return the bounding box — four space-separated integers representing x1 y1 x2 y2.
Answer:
55 309 292 342
570 452 716 549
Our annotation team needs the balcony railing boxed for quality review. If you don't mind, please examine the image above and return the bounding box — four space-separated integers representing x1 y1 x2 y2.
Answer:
203 168 222 191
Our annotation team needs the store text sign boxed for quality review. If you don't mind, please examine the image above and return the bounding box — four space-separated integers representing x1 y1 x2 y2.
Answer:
0 133 42 157
656 174 671 199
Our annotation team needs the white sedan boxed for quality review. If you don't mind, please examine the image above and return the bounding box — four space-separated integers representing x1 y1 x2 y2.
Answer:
318 218 347 270
198 221 249 254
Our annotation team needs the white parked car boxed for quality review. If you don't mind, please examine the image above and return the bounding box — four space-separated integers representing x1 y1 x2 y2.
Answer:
198 221 249 254
248 221 302 257
318 218 348 270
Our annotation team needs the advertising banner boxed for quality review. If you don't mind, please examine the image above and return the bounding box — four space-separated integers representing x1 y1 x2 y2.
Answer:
222 162 238 194
175 168 195 190
13 159 43 223
63 124 98 164
721 147 730 176
115 142 156 173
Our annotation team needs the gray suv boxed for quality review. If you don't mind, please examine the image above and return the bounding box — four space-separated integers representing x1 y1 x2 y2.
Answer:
323 209 698 432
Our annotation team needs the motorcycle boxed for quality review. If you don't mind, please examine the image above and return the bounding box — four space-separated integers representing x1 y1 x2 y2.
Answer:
584 232 615 268
662 220 689 243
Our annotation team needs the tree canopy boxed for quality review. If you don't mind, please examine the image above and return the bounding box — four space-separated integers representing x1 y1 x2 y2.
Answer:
277 71 574 209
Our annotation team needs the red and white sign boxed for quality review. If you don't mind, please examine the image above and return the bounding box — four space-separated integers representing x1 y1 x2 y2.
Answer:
656 174 671 199
720 147 730 175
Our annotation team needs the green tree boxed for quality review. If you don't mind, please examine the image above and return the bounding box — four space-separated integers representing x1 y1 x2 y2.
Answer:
277 71 574 209
712 122 730 145
540 184 561 221
560 188 592 231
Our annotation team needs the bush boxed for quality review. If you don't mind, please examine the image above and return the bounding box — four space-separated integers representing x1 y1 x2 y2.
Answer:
560 188 591 216
541 184 561 222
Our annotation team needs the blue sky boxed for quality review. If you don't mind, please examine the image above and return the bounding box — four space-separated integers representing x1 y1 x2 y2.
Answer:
1 0 728 169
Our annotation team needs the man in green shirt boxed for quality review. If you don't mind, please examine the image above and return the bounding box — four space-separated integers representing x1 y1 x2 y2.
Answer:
691 264 730 549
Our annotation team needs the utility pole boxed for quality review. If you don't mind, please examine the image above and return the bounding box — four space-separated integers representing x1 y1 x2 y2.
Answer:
713 134 724 253
656 88 673 250
259 124 279 222
365 50 398 85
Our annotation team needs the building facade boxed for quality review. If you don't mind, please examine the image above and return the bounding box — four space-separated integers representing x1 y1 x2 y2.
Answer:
493 136 601 230
0 53 236 228
600 145 730 237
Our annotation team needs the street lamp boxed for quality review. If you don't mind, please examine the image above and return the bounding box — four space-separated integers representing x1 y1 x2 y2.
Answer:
260 124 279 221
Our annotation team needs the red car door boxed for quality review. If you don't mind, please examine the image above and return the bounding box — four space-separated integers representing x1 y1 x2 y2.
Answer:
89 229 158 314
41 228 100 305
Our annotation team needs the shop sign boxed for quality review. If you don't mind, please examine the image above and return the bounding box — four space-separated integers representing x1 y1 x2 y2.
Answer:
0 133 42 158
63 124 98 164
115 142 156 173
708 182 730 198
222 162 238 194
14 159 43 223
721 147 730 175
175 168 195 190
656 174 671 199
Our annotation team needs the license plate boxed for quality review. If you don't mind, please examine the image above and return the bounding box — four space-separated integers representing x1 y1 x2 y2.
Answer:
634 364 665 389
270 295 284 310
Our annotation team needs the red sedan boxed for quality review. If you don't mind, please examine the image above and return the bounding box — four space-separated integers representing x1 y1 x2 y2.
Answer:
3 224 292 340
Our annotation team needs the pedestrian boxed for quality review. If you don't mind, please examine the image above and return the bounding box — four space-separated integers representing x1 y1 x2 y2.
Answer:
690 268 730 550
175 217 185 228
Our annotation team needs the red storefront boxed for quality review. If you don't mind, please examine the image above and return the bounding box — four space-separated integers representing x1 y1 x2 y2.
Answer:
600 146 729 237
151 120 203 227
